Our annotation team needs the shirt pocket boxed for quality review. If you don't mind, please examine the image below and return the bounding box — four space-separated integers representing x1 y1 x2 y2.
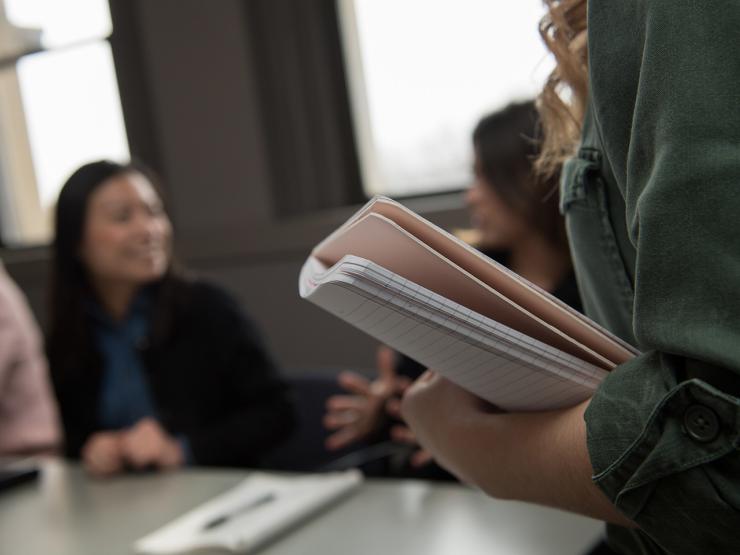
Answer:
560 147 636 345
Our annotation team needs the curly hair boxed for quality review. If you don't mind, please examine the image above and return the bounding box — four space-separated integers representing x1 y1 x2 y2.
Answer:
535 0 589 179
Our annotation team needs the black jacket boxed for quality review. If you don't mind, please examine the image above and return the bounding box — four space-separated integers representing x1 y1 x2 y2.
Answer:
51 279 295 468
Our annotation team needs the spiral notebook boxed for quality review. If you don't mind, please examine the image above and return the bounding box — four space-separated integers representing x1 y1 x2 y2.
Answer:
299 196 638 411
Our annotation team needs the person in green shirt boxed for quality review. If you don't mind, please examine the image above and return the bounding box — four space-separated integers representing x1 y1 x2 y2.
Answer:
401 1 740 554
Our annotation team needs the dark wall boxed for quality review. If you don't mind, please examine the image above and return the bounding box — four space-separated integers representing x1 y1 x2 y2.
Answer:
2 0 468 376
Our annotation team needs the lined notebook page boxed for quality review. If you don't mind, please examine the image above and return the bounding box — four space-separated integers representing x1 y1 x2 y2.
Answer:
313 196 638 366
312 212 614 370
306 256 607 411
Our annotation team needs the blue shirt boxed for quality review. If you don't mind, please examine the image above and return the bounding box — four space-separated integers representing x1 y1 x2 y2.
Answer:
91 291 156 430
90 290 194 464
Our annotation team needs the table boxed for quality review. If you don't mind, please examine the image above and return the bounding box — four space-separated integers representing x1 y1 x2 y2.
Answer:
0 459 604 555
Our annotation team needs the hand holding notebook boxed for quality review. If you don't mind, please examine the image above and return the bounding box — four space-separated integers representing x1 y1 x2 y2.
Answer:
299 196 638 411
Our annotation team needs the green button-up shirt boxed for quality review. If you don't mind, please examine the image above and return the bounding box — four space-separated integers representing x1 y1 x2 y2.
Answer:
561 1 740 553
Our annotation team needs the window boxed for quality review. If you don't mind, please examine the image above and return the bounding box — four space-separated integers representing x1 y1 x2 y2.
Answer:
0 0 129 246
338 0 551 198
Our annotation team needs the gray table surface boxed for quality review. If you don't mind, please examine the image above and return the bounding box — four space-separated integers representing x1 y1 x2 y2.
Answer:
0 459 604 555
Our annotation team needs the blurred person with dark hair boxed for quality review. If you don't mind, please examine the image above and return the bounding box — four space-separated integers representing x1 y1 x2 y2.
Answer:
466 100 574 297
0 261 60 456
48 160 294 476
324 101 581 472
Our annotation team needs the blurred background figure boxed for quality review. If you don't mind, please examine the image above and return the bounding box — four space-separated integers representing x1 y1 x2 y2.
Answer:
464 101 575 298
324 101 580 474
0 260 60 456
47 160 294 476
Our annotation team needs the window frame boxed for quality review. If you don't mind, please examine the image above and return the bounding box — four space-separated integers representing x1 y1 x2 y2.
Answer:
0 1 128 247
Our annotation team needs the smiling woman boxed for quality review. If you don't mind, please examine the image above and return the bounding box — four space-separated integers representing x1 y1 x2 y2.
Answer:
47 160 295 475
77 170 172 319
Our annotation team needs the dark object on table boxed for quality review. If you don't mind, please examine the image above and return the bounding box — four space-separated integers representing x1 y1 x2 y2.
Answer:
0 462 39 493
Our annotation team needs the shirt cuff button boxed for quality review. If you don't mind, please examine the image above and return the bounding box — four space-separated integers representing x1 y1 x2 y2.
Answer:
683 404 720 443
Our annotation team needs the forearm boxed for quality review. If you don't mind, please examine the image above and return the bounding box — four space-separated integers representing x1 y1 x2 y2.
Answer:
433 400 635 527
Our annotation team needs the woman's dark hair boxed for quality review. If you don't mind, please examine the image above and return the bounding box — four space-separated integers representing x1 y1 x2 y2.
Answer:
472 100 567 251
47 160 182 375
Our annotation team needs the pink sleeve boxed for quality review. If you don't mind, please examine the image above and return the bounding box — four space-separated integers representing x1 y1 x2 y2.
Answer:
0 265 61 455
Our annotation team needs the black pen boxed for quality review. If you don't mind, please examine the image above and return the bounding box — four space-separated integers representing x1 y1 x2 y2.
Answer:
201 492 277 531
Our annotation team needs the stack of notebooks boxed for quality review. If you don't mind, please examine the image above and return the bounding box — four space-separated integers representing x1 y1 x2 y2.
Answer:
299 196 638 411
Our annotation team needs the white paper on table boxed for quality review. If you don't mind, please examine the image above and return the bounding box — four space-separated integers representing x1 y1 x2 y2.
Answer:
133 470 363 554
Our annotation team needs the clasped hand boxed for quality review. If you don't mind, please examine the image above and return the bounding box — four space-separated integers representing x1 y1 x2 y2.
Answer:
81 417 185 477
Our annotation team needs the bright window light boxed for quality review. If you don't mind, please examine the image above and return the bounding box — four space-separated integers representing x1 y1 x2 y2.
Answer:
17 41 129 208
339 0 552 197
4 0 111 47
